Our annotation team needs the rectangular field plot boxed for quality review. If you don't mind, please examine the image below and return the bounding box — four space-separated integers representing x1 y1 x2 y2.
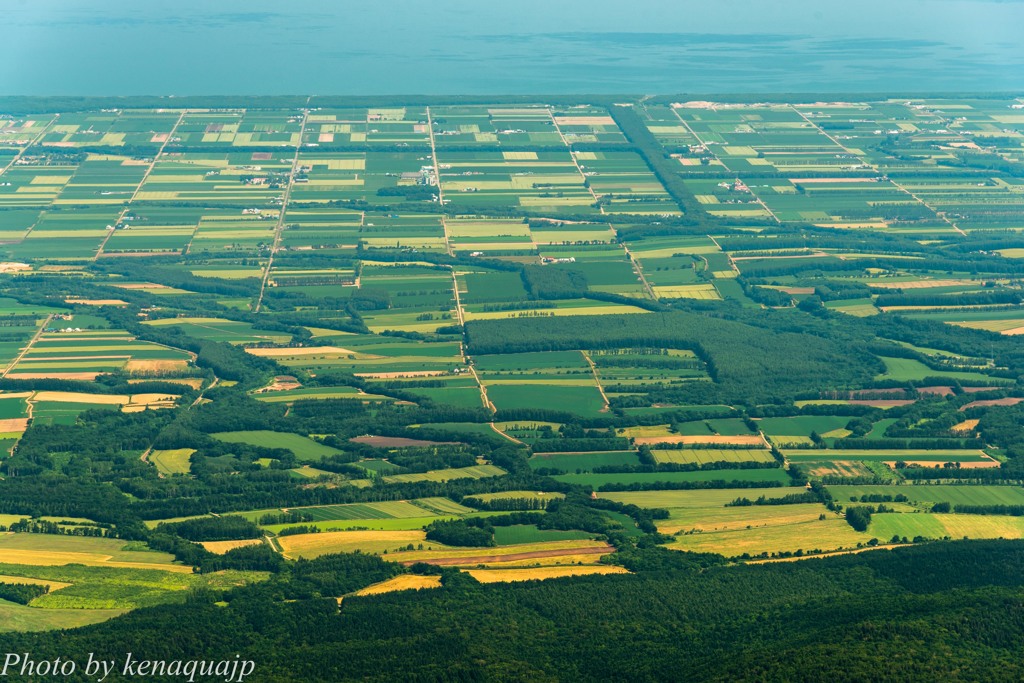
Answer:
381 539 613 568
785 449 998 467
301 107 430 147
381 464 506 484
436 149 597 214
650 448 776 465
869 512 1024 542
8 328 192 380
267 334 464 376
211 430 343 461
144 317 291 345
553 469 791 488
486 383 607 417
528 451 642 472
828 485 1024 508
607 483 869 557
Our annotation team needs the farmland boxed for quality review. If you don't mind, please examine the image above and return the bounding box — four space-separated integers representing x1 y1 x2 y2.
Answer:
2 93 1024 656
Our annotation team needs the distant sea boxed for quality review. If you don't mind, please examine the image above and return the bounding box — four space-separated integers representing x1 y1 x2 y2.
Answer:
1 0 1022 95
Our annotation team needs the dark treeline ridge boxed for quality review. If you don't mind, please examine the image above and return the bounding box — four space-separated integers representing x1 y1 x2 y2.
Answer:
1 541 1024 680
466 309 881 404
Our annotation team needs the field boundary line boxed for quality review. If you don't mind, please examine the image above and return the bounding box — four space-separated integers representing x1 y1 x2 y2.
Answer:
254 108 311 312
581 350 610 412
551 108 605 214
2 314 52 378
95 109 187 260
788 104 966 236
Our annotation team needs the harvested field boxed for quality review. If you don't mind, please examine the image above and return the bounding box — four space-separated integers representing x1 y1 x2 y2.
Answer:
200 539 264 555
960 398 1024 410
355 371 449 378
8 373 101 381
246 346 355 357
806 461 874 478
466 566 628 583
883 459 1000 469
128 377 204 389
32 391 128 404
0 418 28 432
64 299 129 306
633 435 765 446
124 359 190 373
354 574 442 596
868 279 975 289
918 386 955 396
396 543 613 567
277 530 428 560
952 419 980 432
0 535 191 572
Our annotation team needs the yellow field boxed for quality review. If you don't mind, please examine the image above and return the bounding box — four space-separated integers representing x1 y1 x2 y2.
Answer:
354 574 442 596
658 503 830 535
33 391 128 404
470 552 614 568
652 284 721 300
466 565 628 583
200 539 264 555
64 299 130 306
0 534 192 572
128 377 204 390
382 540 611 567
952 419 980 432
0 418 28 433
605 488 808 510
277 530 432 559
123 359 190 373
670 517 870 557
246 346 355 357
0 574 72 591
618 424 674 438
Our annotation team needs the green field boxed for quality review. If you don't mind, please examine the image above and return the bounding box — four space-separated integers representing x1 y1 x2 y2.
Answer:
553 469 791 487
829 485 1024 508
528 451 641 472
869 513 1024 541
0 562 266 631
6 95 1024 650
785 449 992 463
492 525 593 545
212 430 344 461
651 449 776 465
874 357 1006 384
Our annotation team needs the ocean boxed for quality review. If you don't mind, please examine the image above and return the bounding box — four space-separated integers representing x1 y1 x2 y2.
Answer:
0 0 1022 95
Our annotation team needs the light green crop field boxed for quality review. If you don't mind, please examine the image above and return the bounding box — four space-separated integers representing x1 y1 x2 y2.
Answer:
212 430 343 461
0 600 126 633
149 448 195 475
554 469 791 487
869 513 1024 541
829 485 1024 507
382 464 506 484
